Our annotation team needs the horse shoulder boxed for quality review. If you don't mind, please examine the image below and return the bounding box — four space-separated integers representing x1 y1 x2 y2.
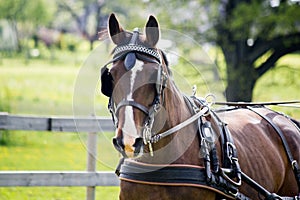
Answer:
216 108 290 195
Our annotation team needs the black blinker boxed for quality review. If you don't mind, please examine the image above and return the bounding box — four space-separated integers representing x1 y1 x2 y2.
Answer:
124 52 136 71
101 67 113 97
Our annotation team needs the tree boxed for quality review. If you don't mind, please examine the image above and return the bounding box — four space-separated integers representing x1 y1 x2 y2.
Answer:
148 0 300 101
56 0 107 50
55 0 146 50
0 0 53 51
211 0 300 101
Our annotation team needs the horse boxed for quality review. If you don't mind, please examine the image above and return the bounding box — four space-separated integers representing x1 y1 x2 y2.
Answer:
100 13 300 200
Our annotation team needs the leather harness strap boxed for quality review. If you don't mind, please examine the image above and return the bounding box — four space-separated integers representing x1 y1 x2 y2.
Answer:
119 160 243 200
247 106 300 193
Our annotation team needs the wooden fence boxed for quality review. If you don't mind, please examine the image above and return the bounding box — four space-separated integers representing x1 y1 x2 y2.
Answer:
0 112 119 200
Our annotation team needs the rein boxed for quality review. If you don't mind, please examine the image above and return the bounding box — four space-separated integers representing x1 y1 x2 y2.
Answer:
149 104 210 144
215 100 300 107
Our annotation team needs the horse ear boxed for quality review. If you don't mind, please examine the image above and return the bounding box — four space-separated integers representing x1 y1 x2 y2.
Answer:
145 15 159 47
108 13 125 45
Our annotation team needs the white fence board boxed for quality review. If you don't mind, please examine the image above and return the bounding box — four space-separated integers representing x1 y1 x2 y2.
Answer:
0 112 115 132
0 171 119 187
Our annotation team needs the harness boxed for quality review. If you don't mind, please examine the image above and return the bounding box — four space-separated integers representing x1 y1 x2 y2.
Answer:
117 102 300 200
100 29 300 199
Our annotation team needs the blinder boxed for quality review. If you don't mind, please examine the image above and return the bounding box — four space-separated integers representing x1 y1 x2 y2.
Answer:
124 52 136 70
101 67 113 97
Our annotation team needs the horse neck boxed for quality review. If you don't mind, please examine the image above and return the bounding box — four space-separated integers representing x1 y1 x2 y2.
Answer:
138 83 202 165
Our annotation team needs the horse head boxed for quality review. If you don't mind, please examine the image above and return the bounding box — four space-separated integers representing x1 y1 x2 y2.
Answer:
101 14 174 158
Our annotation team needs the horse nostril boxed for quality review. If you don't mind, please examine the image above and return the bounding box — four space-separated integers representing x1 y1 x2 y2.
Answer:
113 137 124 148
113 137 127 157
133 137 144 155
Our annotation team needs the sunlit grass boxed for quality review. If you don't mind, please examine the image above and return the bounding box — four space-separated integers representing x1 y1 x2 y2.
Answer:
0 63 76 115
253 53 300 118
0 187 120 200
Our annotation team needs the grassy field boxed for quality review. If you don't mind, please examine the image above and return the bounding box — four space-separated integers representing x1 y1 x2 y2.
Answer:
0 131 120 200
0 44 300 199
0 45 122 199
0 134 120 200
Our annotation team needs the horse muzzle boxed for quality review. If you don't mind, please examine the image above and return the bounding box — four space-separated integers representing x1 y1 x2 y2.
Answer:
113 137 144 158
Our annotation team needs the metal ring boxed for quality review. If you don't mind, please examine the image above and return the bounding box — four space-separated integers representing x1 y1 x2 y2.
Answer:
205 93 216 107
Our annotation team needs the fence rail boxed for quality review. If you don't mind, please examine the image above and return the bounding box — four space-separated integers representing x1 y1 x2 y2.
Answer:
0 112 118 200
0 112 114 132
0 171 119 187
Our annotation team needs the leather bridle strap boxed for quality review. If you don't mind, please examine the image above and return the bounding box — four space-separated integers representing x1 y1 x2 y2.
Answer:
116 100 150 116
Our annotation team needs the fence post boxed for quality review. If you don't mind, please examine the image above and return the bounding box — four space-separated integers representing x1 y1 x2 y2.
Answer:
86 131 97 200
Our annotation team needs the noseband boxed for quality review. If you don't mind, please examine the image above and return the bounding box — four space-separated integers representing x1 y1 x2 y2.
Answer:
100 28 168 155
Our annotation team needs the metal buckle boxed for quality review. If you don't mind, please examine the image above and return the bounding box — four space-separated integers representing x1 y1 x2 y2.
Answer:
221 167 242 187
143 124 152 145
222 142 242 186
226 142 236 162
228 189 239 198
143 119 155 157
291 160 298 170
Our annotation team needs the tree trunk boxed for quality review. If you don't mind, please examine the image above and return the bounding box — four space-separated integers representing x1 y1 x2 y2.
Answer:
225 63 256 102
221 41 257 102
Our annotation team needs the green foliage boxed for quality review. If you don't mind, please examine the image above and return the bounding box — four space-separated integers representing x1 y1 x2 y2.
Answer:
228 1 300 40
0 0 53 25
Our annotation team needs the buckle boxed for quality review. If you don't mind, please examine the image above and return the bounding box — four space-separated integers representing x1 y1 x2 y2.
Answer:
228 189 238 198
291 160 299 170
226 142 237 162
221 168 242 187
222 142 242 187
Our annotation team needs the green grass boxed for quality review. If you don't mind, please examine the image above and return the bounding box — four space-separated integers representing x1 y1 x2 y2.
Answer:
0 45 299 199
0 60 75 115
0 131 120 199
0 187 119 200
253 53 300 119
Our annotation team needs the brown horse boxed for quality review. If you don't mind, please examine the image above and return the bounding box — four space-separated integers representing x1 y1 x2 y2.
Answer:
101 13 300 200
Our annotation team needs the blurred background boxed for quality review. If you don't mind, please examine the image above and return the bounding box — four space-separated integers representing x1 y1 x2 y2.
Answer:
0 0 300 199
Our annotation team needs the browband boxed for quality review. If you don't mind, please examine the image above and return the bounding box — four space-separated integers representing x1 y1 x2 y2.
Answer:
113 44 161 62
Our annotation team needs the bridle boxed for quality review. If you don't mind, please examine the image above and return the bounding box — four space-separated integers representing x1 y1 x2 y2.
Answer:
100 28 169 156
101 28 212 157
